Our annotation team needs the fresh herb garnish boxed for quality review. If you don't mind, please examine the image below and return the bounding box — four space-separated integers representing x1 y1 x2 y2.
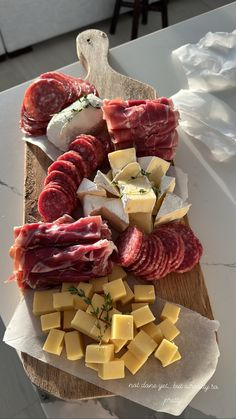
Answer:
152 185 161 197
139 188 147 194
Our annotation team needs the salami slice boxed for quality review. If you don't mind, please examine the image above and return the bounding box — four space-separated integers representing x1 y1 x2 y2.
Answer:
44 170 77 192
69 136 98 171
44 182 76 207
138 235 164 277
23 78 68 120
81 135 106 166
152 227 185 272
38 187 74 222
134 237 155 276
58 150 92 178
40 72 78 104
114 226 143 267
129 236 149 273
47 160 82 185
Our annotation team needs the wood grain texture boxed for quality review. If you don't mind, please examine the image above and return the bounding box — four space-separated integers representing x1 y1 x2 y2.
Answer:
22 29 214 400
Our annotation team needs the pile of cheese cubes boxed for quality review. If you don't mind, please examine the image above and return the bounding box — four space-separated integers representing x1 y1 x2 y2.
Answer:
79 147 190 234
33 265 182 380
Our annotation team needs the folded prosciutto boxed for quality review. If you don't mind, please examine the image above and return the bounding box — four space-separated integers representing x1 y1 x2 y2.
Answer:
102 98 180 161
9 215 116 289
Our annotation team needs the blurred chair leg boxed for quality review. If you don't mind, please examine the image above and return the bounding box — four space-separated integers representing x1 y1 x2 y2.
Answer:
161 1 168 28
110 0 122 34
142 0 149 24
132 0 141 39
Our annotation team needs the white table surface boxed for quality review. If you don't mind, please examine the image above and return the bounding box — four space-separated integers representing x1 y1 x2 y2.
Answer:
1 3 236 418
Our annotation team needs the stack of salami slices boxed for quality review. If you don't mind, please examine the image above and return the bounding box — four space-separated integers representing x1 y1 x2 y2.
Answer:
20 72 98 136
38 134 113 222
102 98 180 161
114 223 203 280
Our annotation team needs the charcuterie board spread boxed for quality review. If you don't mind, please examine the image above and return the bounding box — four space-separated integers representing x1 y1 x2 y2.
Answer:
8 30 215 401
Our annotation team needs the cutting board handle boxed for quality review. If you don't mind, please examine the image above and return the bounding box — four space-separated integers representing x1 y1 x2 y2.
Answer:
77 30 110 82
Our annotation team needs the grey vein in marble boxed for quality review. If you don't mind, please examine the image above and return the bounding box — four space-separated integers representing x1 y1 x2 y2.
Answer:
202 262 236 268
0 179 22 196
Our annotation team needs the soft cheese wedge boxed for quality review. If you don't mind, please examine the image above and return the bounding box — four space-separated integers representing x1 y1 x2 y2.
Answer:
154 193 191 226
108 148 136 176
113 162 141 183
153 175 176 215
77 178 106 199
47 94 104 151
119 177 156 213
138 156 170 185
129 212 153 234
94 170 120 197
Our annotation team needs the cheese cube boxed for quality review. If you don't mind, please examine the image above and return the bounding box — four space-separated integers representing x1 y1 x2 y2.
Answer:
163 350 181 367
85 344 114 363
90 322 111 343
65 331 85 360
100 307 121 323
77 282 94 299
128 330 157 360
119 177 156 213
160 302 181 324
94 170 120 197
153 175 176 215
73 295 88 311
53 292 74 311
98 359 125 380
86 293 105 316
110 338 127 353
43 329 65 356
89 276 108 293
61 282 78 293
71 309 97 337
129 212 153 234
103 278 127 302
63 309 77 331
141 322 163 344
108 264 127 282
138 156 170 185
134 285 156 304
113 162 141 182
108 148 136 175
158 319 180 341
131 305 155 328
154 339 178 366
33 290 58 316
40 312 61 332
121 350 147 375
154 193 191 226
131 302 149 311
77 178 106 199
111 314 133 340
120 281 134 305
85 363 99 371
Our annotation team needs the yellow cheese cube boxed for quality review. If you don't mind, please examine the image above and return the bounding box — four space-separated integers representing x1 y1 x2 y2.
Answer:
90 322 111 343
158 319 180 341
121 350 147 375
131 302 149 311
85 362 99 371
77 282 94 298
131 305 155 328
127 330 157 360
100 307 121 323
53 292 74 311
163 350 181 367
160 302 181 324
134 285 156 304
63 309 77 331
120 281 134 305
110 338 127 353
65 331 85 360
119 177 156 214
71 309 97 337
85 344 114 363
61 282 78 292
103 278 126 302
154 339 178 366
108 148 136 175
129 212 153 234
98 359 125 380
141 322 163 344
73 295 88 311
89 276 108 293
86 293 105 316
33 290 59 316
108 264 127 282
43 329 65 356
40 312 61 332
111 314 133 340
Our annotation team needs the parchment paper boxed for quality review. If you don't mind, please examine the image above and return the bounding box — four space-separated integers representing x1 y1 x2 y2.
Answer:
4 280 219 416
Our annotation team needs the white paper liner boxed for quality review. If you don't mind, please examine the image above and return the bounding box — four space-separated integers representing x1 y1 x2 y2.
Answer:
22 135 62 162
4 279 219 416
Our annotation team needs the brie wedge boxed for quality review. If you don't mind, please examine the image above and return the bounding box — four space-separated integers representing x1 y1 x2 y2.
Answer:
152 175 176 215
108 148 137 176
138 156 170 186
77 178 106 200
113 162 141 183
154 193 191 226
94 170 120 197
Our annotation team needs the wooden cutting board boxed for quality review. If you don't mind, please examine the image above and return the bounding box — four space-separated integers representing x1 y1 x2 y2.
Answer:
21 30 214 400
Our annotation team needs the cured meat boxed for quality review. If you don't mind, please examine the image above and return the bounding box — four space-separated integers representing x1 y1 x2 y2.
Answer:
58 150 92 178
152 227 185 272
44 170 77 192
9 216 116 289
47 160 82 185
38 187 74 222
20 72 98 136
69 135 98 171
114 226 143 267
102 98 180 160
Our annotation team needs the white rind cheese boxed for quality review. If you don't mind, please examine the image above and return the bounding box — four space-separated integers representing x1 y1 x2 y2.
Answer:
47 94 103 152
77 178 106 199
129 212 153 234
108 148 137 176
94 170 120 197
152 175 176 215
138 156 170 185
154 193 191 226
119 177 156 213
113 162 141 183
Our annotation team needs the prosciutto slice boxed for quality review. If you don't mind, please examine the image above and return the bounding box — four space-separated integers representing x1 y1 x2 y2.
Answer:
102 98 180 161
9 215 116 289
